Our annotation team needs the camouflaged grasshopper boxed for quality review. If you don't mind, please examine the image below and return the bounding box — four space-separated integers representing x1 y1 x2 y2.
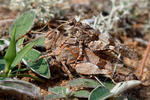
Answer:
44 19 141 79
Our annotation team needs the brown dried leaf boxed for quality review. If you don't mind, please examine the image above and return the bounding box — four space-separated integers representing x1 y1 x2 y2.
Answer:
75 62 109 75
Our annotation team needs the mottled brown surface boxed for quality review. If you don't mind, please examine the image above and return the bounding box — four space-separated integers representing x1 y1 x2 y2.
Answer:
0 0 150 100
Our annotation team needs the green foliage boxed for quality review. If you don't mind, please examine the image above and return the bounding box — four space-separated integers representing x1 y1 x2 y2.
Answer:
0 57 5 71
46 79 99 100
46 86 71 100
11 40 38 68
4 28 16 75
45 94 64 100
24 49 50 78
46 86 90 99
0 13 43 97
67 78 99 88
89 80 141 100
3 34 39 77
96 77 115 90
44 78 116 100
36 36 45 46
73 90 90 98
0 40 4 45
102 80 115 90
89 86 113 100
0 10 50 79
0 11 47 81
11 68 29 74
10 10 50 79
49 86 71 95
9 11 35 46
9 11 35 37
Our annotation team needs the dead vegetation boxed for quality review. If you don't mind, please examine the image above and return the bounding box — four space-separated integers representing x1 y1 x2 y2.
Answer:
0 0 150 100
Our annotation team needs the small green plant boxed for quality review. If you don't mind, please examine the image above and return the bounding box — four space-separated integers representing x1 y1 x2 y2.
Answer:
0 11 50 81
45 78 98 100
45 86 90 100
45 78 114 100
89 80 141 100
45 78 141 100
0 24 40 81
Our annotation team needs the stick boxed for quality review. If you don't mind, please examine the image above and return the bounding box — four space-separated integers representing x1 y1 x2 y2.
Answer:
138 41 150 78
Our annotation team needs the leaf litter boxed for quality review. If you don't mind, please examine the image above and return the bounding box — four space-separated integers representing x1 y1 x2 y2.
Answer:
0 0 150 99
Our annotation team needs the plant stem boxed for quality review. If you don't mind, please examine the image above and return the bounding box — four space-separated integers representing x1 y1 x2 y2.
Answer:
4 64 10 77
0 74 6 77
138 41 150 78
16 74 44 82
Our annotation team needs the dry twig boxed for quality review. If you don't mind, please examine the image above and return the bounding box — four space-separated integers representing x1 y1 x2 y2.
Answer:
137 41 150 78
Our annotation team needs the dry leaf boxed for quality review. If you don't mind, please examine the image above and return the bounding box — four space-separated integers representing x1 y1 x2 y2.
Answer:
75 62 108 75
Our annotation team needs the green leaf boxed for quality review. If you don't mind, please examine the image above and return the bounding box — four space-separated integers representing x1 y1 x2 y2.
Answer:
95 77 115 90
11 68 29 74
48 86 71 95
0 40 4 45
100 79 115 90
73 90 90 98
0 57 5 71
0 79 41 99
44 94 64 100
36 36 45 46
4 28 16 70
89 86 113 100
0 77 6 80
23 49 50 79
9 11 35 46
11 40 38 68
103 81 115 90
67 78 99 88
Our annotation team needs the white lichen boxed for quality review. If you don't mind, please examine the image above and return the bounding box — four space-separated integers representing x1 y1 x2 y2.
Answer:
9 0 66 23
83 0 133 35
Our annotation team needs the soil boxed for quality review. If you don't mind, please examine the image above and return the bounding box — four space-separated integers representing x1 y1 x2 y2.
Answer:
0 0 150 100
